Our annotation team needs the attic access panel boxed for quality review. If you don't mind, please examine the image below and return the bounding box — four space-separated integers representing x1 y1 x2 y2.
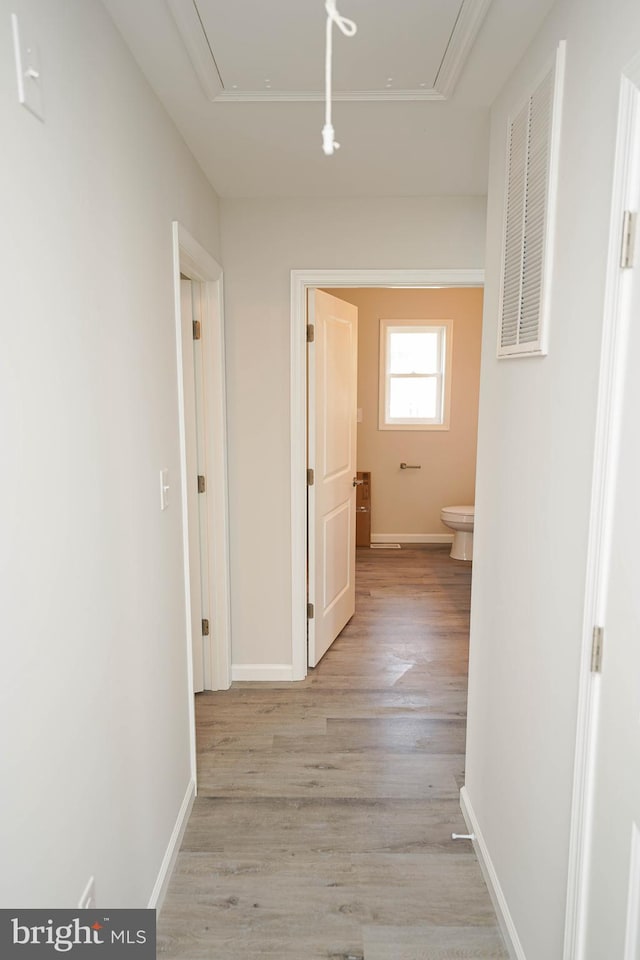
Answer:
168 0 493 100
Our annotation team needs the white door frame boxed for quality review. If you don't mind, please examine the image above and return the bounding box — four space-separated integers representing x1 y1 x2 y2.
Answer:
290 268 485 681
173 222 232 714
563 53 640 960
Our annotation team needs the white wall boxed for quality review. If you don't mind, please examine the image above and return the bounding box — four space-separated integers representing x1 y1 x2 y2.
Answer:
219 197 486 669
465 1 640 957
0 0 220 907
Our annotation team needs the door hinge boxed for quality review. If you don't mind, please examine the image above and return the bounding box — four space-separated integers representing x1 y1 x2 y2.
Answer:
591 625 604 673
193 319 201 340
306 323 315 343
621 211 637 268
202 618 210 636
197 475 206 493
307 602 314 620
307 468 314 486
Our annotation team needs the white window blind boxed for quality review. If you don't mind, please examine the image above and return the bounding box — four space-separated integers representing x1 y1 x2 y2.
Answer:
498 43 565 357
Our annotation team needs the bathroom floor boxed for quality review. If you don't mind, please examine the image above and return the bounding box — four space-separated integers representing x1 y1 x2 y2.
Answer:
157 545 507 959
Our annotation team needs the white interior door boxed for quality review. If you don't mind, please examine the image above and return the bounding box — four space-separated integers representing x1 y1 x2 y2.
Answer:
180 279 205 692
192 283 212 689
584 177 640 954
308 289 358 667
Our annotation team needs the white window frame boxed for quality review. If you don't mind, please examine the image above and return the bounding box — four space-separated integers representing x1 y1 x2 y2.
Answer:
378 318 453 431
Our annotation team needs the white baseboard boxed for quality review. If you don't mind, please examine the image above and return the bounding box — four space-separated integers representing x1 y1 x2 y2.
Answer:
371 533 454 544
231 663 295 682
148 778 195 911
460 786 526 960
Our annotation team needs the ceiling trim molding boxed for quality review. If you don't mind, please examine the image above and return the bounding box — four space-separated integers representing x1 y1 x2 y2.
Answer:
167 0 222 100
215 88 446 103
168 0 493 103
434 0 493 98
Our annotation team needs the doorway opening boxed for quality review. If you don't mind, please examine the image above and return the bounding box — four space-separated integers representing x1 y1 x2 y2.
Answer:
172 222 232 776
292 269 484 680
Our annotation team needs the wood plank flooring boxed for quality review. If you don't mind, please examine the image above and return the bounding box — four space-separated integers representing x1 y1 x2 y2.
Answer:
158 546 507 959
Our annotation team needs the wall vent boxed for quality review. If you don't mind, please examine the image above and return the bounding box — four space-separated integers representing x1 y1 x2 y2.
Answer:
498 42 565 358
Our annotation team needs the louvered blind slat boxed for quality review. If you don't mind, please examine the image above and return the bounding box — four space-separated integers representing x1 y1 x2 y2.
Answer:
498 49 562 357
501 104 528 348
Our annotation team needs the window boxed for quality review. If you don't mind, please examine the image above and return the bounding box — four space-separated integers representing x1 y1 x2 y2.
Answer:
379 319 452 430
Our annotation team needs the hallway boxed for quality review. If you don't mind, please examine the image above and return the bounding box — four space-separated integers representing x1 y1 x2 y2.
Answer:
158 546 507 958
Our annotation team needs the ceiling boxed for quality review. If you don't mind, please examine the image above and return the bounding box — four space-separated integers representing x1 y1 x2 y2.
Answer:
102 0 555 198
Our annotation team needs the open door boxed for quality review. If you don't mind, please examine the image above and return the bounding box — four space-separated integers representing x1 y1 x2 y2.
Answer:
307 289 358 667
583 213 640 957
180 278 205 691
578 77 640 957
174 223 232 694
584 242 640 957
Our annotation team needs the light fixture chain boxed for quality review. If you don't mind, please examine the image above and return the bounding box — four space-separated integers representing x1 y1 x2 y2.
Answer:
323 0 357 156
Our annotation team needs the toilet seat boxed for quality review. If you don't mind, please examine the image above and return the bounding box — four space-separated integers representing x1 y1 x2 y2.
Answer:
441 505 474 523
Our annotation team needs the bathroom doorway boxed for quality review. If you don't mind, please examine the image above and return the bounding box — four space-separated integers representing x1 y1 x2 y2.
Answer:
294 269 484 679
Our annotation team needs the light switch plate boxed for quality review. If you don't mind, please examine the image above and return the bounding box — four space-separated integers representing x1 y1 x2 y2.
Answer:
11 14 44 121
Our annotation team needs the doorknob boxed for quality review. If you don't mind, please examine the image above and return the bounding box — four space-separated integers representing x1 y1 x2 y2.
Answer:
353 477 364 486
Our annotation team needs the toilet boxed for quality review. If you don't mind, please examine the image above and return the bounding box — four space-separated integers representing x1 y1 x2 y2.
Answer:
440 505 475 561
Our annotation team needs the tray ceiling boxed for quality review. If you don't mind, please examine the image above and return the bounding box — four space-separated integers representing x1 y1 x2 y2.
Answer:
102 0 558 198
167 0 493 101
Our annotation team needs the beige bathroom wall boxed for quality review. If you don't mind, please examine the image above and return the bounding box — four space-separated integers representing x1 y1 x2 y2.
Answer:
325 287 483 539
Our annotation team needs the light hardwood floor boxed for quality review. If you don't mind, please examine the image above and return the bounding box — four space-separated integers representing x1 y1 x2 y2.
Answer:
158 545 508 959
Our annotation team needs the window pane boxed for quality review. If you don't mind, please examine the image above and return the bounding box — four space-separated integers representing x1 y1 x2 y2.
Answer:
389 331 439 374
389 376 437 420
